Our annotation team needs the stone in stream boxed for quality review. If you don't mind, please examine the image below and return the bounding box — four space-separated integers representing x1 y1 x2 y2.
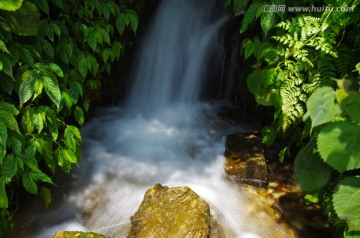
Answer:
127 184 212 238
53 231 110 238
224 133 268 187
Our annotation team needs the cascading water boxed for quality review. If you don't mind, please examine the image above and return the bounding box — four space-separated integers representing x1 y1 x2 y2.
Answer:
12 1 294 237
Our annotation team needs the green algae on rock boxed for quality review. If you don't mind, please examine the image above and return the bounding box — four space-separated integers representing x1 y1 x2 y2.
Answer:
128 184 211 238
53 231 110 238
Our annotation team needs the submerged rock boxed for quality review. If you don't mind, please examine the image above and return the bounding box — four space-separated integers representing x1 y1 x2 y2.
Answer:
224 133 268 187
53 231 110 238
128 184 211 238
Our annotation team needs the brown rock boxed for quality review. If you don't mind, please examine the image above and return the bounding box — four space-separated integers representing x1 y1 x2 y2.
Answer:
224 133 268 187
128 184 211 238
53 231 110 238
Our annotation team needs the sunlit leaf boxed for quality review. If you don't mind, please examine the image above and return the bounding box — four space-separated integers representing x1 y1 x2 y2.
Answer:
22 171 37 194
317 121 360 173
333 177 360 231
42 75 61 108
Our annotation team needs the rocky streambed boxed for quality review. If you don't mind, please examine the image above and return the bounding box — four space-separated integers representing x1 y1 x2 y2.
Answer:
51 132 340 238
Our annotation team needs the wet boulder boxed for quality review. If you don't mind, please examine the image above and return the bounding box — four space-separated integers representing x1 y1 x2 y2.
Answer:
53 231 110 238
224 133 268 187
128 184 211 238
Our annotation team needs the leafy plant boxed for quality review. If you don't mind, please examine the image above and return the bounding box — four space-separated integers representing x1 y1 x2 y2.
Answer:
0 0 138 234
226 0 360 235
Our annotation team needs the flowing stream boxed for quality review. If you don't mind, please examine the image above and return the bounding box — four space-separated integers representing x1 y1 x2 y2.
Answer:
13 1 293 237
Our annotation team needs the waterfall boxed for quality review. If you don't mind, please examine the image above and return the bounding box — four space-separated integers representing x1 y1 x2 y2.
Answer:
11 1 293 238
126 0 225 116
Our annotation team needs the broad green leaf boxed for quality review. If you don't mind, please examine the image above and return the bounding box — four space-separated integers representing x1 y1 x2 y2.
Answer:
338 91 360 123
0 102 19 115
49 63 64 78
333 177 360 231
0 74 14 94
261 12 275 35
63 149 77 163
77 56 88 78
116 14 126 34
42 75 61 108
31 170 54 185
41 140 55 172
88 32 97 51
112 41 122 59
41 39 54 58
35 0 49 15
62 91 73 110
0 0 23 11
33 77 44 100
74 106 84 126
33 110 44 133
240 2 262 33
317 121 360 173
21 106 34 134
0 179 8 208
345 229 360 238
22 171 37 194
294 140 332 192
50 22 61 38
83 98 90 112
19 70 37 106
0 40 9 53
126 10 139 33
306 87 342 129
243 39 254 59
0 53 14 77
21 154 38 171
2 1 40 36
101 49 111 62
246 70 261 95
57 149 75 173
98 27 110 45
1 154 18 180
39 186 51 207
0 110 19 132
64 125 81 151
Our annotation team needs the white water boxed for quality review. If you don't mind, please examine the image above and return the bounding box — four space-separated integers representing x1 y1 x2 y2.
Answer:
13 1 292 237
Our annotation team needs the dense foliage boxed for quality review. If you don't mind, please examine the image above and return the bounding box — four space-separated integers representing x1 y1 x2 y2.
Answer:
0 0 138 234
226 0 360 236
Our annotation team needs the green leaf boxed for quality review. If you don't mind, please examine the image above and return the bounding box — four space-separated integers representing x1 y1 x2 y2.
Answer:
0 179 8 208
33 110 45 133
126 10 138 33
50 22 61 38
1 1 39 36
1 154 18 180
42 75 61 108
35 0 49 15
345 229 360 238
243 39 254 59
33 77 44 100
41 39 54 58
0 102 19 115
49 63 64 78
246 70 261 95
240 2 261 33
0 74 14 94
306 87 342 129
21 154 38 171
333 177 360 231
19 70 37 106
39 186 51 207
317 121 360 173
77 56 88 78
64 125 81 151
21 106 34 134
0 0 23 11
0 53 14 77
62 91 73 110
261 12 275 35
116 14 126 34
294 140 332 192
31 170 54 185
0 111 19 132
337 92 360 123
22 171 38 194
74 106 84 126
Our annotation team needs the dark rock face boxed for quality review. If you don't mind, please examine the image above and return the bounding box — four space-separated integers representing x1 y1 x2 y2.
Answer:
224 133 268 187
128 184 211 238
53 231 110 238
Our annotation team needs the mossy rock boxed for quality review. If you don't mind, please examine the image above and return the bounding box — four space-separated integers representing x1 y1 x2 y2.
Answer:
128 184 211 238
53 231 110 238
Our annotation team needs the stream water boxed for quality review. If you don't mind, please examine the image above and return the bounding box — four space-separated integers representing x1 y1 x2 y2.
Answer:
11 0 295 237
